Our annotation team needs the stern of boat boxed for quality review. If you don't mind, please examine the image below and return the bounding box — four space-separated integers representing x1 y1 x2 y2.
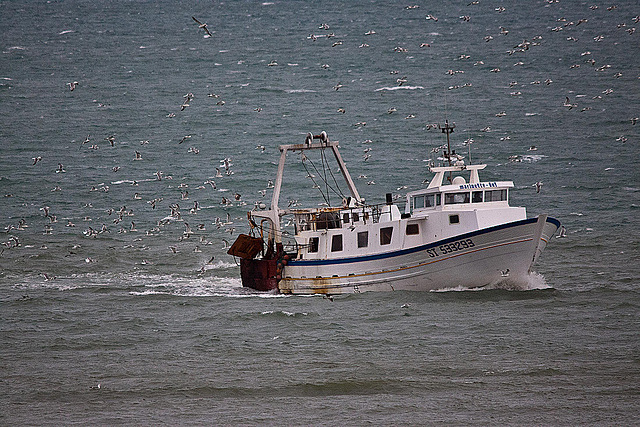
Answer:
228 233 284 292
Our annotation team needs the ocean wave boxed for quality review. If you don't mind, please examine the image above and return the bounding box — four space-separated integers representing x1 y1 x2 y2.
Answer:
110 179 137 185
520 154 547 163
126 275 290 298
201 260 237 270
285 89 317 93
260 310 309 317
375 85 424 92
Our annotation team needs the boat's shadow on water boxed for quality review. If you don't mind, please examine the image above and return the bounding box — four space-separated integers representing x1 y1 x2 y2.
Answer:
329 281 559 304
426 286 558 302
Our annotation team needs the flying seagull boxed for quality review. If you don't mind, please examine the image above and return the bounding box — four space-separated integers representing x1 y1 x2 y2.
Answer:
192 17 212 38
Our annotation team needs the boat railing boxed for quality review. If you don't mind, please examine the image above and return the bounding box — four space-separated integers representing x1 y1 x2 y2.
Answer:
289 202 395 233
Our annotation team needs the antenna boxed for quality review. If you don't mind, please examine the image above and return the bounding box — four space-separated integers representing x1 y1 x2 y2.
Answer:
443 90 448 122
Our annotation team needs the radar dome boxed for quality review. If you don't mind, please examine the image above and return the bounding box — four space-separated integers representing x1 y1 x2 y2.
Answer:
452 176 466 185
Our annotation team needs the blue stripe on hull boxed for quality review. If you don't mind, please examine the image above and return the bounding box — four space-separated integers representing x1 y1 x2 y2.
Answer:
288 216 559 267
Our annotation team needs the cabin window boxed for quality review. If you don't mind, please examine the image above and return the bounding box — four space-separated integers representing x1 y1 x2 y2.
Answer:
316 212 340 229
331 234 343 252
472 191 483 203
486 189 507 202
357 231 368 248
425 194 436 207
445 192 470 204
406 223 420 235
380 227 393 245
352 212 359 222
308 237 319 253
436 193 442 205
343 213 350 224
414 195 425 209
449 214 460 224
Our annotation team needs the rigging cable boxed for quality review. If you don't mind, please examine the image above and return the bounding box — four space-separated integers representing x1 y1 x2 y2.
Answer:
300 154 330 205
301 153 345 203
319 144 331 206
320 144 348 202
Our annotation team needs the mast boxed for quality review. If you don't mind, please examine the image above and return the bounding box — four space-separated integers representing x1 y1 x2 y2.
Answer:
439 119 455 165
438 120 455 182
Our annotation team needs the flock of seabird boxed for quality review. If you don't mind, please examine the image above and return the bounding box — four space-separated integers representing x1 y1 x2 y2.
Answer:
3 3 637 279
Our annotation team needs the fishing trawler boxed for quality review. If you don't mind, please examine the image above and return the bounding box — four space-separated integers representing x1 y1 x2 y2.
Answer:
228 124 560 294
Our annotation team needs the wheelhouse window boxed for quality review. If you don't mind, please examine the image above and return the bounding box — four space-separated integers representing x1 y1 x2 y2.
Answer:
331 234 343 252
343 213 350 224
406 223 420 235
357 231 368 248
380 227 393 245
352 212 359 222
413 195 425 209
308 237 319 253
449 214 460 224
472 191 483 203
445 192 470 204
485 189 507 202
413 194 438 209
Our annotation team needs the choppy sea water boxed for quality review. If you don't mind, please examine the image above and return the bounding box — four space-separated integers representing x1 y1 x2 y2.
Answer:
1 0 639 424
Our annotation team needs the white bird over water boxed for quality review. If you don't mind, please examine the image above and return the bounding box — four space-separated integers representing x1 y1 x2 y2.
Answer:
192 16 213 38
534 181 543 193
184 222 193 236
563 97 577 110
556 225 567 238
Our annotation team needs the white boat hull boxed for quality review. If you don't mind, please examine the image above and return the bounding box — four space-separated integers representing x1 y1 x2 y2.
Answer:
278 215 560 294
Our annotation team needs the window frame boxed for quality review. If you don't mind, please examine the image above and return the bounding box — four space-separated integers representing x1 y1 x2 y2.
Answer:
380 227 393 245
406 223 420 235
357 231 368 248
308 237 319 253
331 234 343 252
445 192 471 205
